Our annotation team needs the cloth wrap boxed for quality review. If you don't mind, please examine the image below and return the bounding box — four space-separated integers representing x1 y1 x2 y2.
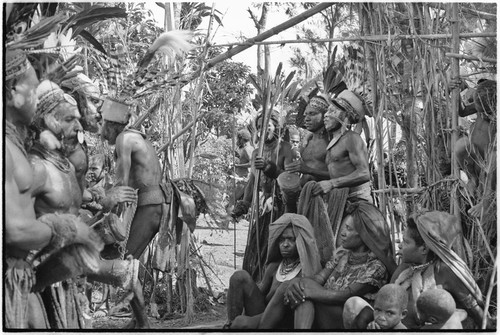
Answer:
414 211 484 306
349 201 397 276
297 181 335 265
266 213 322 277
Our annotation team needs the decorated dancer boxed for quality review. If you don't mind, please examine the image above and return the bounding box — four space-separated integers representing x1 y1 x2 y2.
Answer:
29 81 148 328
225 213 321 329
4 49 102 329
312 91 371 246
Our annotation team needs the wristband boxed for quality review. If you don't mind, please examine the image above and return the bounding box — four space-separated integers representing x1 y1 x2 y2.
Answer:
38 213 79 253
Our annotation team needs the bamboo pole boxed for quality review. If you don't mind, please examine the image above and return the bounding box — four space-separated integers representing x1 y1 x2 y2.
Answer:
187 4 216 178
449 3 461 220
208 32 496 48
445 52 496 63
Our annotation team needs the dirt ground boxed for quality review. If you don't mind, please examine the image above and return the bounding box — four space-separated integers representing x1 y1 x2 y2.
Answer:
91 218 249 330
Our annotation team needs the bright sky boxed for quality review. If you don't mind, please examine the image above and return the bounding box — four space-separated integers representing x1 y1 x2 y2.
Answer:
145 2 301 74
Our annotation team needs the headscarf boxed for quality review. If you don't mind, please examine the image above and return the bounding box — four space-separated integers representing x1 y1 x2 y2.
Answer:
348 201 397 275
414 211 484 305
266 213 322 277
255 109 281 128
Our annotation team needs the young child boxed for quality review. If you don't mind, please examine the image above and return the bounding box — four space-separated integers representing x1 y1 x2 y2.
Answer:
416 288 463 329
367 284 408 330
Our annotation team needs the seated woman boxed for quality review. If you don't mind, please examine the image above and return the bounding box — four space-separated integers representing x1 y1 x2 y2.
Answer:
346 211 492 329
275 201 396 329
225 213 321 329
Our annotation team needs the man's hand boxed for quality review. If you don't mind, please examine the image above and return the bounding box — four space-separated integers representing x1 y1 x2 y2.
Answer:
254 156 266 170
102 186 137 211
285 160 305 174
312 180 334 196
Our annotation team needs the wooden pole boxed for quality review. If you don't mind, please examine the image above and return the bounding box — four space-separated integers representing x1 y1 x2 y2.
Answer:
445 52 496 63
208 32 497 48
204 3 334 70
449 3 461 219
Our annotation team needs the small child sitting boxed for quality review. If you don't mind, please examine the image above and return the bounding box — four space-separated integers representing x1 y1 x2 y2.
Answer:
367 284 408 330
345 283 408 329
416 288 463 329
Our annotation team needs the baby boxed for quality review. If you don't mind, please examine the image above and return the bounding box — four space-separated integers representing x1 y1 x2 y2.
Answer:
416 288 463 329
367 284 408 330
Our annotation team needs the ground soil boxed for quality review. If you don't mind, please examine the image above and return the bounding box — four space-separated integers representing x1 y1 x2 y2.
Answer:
91 218 249 330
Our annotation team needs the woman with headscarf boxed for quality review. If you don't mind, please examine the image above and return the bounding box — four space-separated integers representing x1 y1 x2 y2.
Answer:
284 201 396 329
346 210 492 329
225 213 321 329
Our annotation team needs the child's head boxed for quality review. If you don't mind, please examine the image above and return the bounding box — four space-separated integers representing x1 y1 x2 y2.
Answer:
373 284 408 329
416 288 455 326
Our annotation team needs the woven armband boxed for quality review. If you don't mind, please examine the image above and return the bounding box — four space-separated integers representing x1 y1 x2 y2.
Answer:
39 213 79 252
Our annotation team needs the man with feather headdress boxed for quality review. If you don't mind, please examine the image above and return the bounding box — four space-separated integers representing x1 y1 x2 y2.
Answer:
28 80 150 329
311 91 372 247
4 49 103 329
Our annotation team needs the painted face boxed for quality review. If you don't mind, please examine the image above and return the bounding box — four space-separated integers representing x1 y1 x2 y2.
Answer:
324 104 345 131
11 66 40 124
373 296 405 330
339 215 364 250
400 229 425 265
279 226 299 260
53 101 82 140
303 107 324 132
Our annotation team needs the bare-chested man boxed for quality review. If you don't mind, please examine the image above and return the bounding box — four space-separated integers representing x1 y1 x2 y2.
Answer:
100 100 168 260
231 110 295 281
4 49 102 329
286 96 331 185
29 81 148 328
311 91 371 245
227 129 254 215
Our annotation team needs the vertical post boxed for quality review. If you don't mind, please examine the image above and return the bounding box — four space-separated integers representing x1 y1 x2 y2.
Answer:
450 3 461 219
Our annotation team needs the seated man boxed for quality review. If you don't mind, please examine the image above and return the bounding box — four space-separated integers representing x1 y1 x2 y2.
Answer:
282 201 396 329
417 288 463 329
225 213 321 329
346 211 492 329
344 283 408 330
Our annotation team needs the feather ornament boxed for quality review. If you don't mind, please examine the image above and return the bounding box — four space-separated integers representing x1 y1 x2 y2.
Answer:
136 30 195 71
